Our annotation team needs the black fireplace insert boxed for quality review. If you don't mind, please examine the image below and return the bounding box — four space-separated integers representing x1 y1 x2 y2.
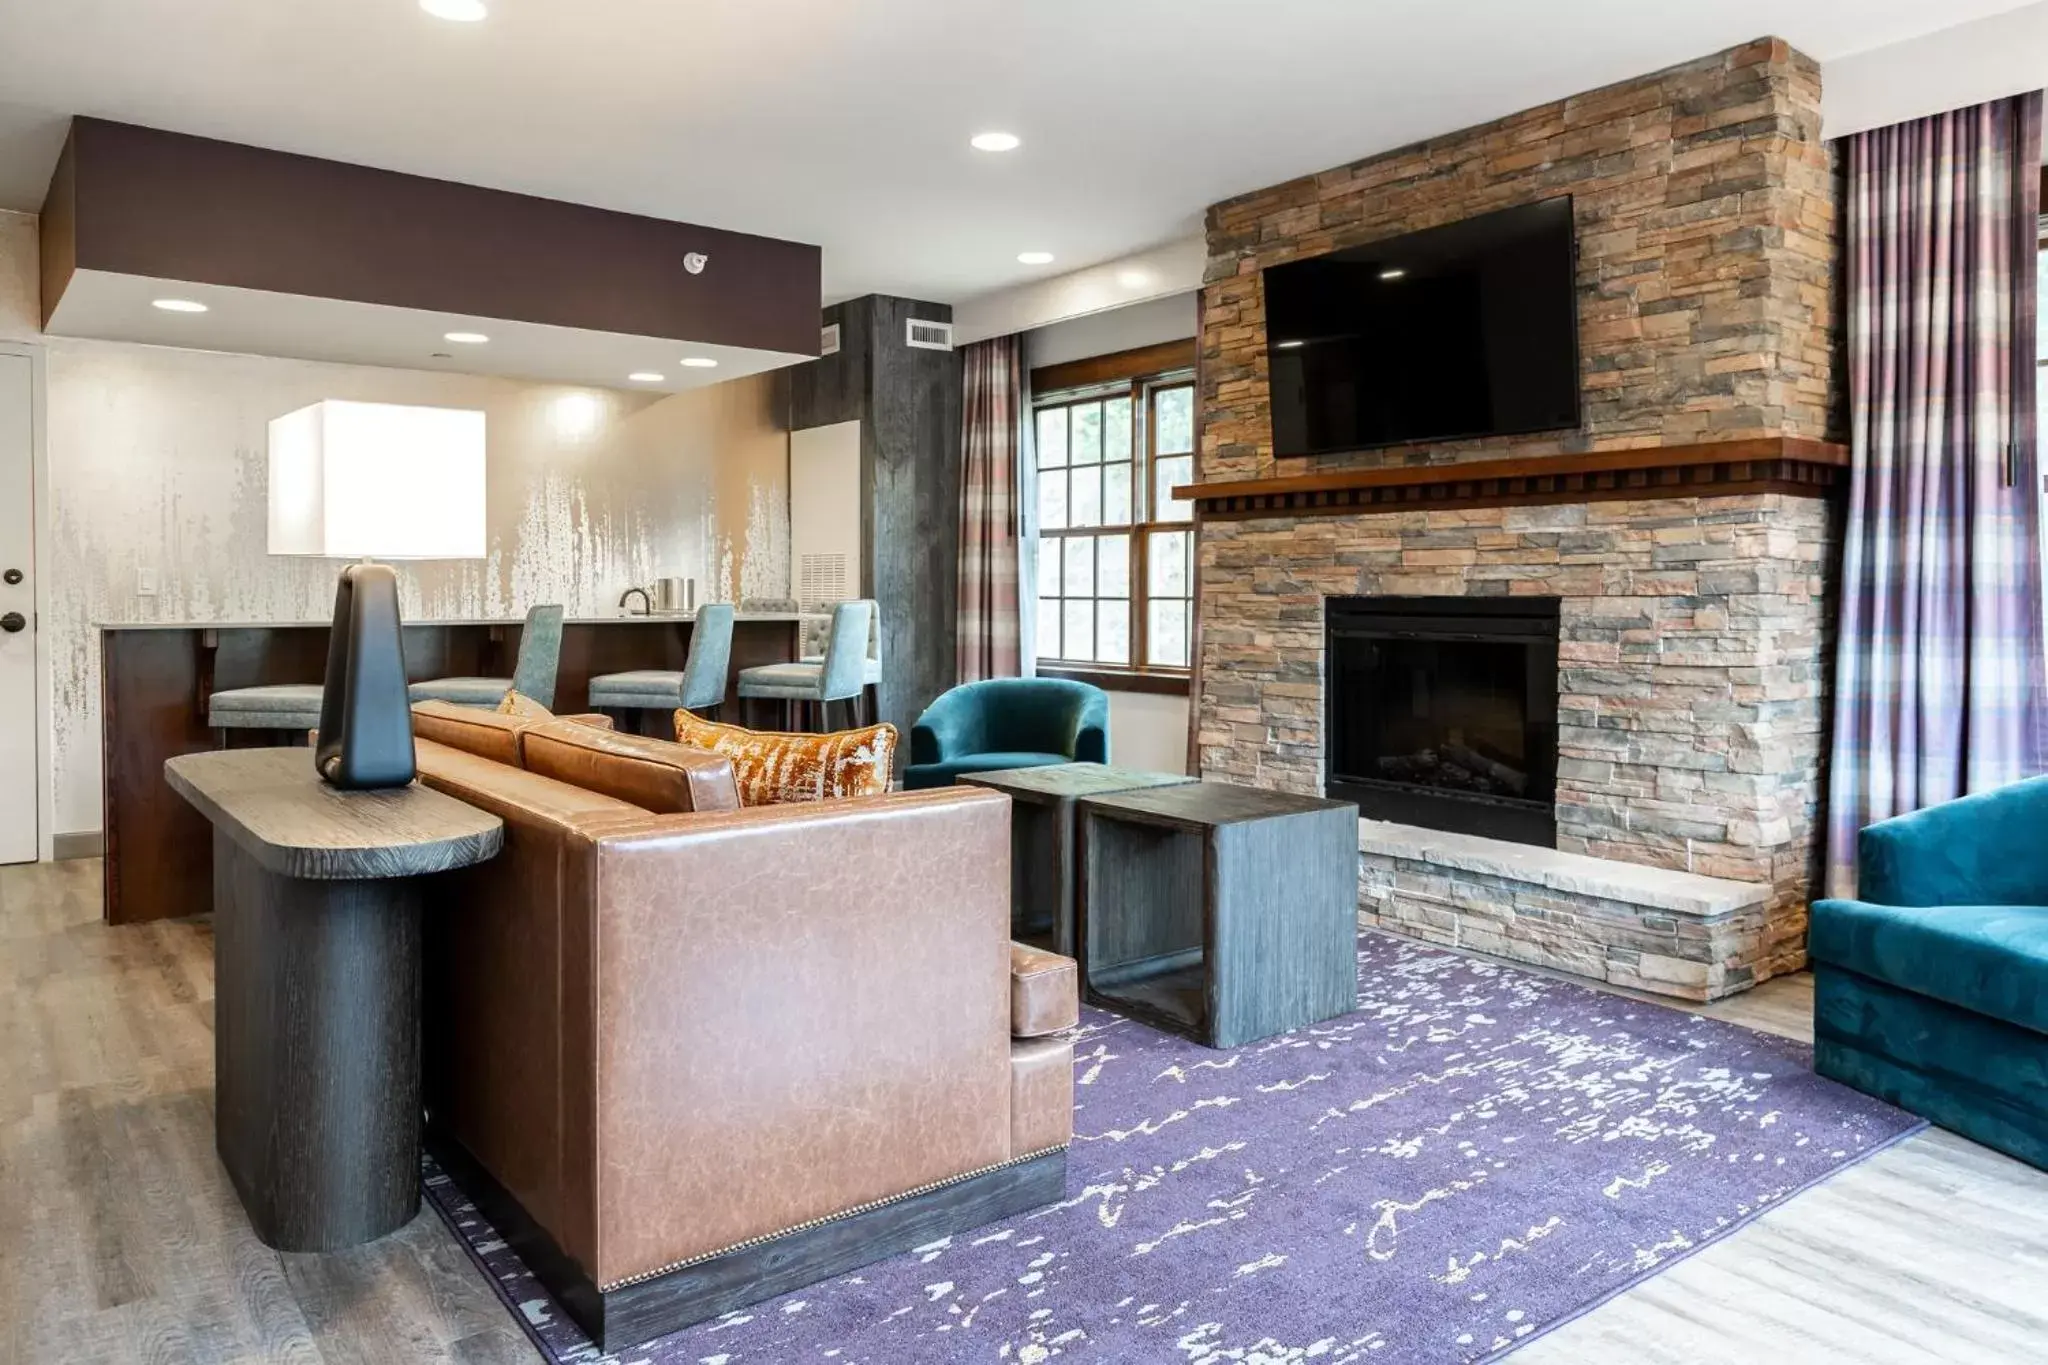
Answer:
1325 596 1559 847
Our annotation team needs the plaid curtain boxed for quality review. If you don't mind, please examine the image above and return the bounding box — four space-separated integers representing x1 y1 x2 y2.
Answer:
957 334 1024 681
1826 91 2047 897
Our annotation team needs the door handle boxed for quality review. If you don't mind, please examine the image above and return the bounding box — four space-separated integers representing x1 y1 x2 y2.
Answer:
0 612 25 633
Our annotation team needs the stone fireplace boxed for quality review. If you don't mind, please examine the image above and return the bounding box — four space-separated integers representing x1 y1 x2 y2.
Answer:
1197 491 1833 999
1184 39 1843 1001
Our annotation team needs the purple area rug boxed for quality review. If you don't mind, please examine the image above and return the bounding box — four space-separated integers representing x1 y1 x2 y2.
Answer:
425 932 1922 1364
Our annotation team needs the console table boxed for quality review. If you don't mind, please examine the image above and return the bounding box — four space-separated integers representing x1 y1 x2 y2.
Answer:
1077 782 1358 1049
164 747 504 1252
960 763 1199 954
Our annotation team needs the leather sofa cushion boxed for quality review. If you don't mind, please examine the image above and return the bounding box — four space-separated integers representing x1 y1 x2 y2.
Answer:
524 719 741 814
1809 898 2048 1036
1010 942 1079 1037
413 699 531 767
674 711 897 805
1009 1036 1074 1157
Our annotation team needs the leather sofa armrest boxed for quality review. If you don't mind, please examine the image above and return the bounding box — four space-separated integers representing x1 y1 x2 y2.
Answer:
569 786 1019 1285
1010 942 1078 1037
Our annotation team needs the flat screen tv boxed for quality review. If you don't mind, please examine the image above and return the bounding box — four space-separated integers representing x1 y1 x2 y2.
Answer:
1264 197 1581 456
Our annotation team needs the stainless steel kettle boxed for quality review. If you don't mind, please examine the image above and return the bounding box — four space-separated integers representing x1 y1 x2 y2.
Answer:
652 577 696 614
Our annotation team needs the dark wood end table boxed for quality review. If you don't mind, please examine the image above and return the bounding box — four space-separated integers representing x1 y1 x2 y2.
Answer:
1077 781 1358 1049
164 747 503 1252
960 763 1199 954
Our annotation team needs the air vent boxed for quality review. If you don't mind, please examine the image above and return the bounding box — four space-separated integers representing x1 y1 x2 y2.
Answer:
906 318 954 351
820 322 841 356
798 552 850 655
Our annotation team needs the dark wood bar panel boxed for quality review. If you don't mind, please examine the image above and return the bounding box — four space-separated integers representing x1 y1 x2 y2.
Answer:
100 614 800 925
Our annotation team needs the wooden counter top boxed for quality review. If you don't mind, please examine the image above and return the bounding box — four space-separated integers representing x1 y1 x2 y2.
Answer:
99 610 810 631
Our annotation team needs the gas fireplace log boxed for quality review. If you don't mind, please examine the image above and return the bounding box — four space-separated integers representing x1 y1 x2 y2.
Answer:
1442 742 1528 796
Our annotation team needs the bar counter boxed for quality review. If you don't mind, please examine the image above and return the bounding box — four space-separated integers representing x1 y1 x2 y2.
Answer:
99 611 802 924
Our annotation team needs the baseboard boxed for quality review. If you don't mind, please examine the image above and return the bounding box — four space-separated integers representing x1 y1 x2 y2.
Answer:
426 1125 1067 1353
52 829 104 861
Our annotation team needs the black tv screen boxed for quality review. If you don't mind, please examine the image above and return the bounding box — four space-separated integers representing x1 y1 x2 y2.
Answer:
1264 197 1581 455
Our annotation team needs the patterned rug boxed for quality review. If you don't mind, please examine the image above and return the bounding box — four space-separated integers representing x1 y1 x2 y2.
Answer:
425 932 1923 1364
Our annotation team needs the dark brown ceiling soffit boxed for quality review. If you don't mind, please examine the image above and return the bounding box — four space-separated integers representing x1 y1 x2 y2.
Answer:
1176 437 1851 519
38 117 820 355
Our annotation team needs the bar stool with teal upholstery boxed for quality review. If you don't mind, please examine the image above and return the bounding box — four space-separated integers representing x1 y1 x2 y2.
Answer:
802 596 881 724
736 599 874 732
587 603 735 733
206 683 325 740
409 604 565 709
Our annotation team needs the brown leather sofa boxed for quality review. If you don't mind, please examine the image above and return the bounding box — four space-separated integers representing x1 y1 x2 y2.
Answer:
406 701 1078 1349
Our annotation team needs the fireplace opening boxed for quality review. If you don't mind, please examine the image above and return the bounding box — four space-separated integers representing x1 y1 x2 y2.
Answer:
1326 596 1559 847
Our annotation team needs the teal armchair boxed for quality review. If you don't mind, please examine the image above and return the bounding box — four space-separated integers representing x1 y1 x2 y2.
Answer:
906 679 1110 790
1809 775 2048 1170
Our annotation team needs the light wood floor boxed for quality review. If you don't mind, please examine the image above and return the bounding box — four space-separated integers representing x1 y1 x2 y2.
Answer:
6 860 2046 1363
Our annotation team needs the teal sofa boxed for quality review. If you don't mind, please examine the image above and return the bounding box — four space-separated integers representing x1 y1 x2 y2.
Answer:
1810 775 2048 1170
905 679 1110 790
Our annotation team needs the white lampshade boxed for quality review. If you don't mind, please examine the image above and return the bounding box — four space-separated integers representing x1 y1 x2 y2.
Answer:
268 400 487 559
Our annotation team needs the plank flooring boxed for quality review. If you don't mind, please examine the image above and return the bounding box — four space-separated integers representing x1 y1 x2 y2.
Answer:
5 858 2046 1363
0 859 531 1364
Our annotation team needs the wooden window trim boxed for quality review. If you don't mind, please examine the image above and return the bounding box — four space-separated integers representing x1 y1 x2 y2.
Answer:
1038 665 1190 697
1032 374 1194 676
1030 338 1196 396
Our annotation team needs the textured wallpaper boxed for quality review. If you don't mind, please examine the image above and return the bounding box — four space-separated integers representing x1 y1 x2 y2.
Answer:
38 340 789 832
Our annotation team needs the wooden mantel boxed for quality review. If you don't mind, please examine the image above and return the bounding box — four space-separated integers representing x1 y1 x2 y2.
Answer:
1175 437 1850 520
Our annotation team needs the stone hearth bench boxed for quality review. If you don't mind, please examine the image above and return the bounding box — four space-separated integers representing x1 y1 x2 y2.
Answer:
1357 821 1772 1003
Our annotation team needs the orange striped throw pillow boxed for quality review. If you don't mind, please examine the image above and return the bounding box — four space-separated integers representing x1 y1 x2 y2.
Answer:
673 711 897 806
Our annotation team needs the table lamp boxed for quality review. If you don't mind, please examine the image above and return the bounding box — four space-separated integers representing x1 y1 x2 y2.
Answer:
268 400 487 789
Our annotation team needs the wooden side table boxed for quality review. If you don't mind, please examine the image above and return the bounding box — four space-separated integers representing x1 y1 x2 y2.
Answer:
1077 782 1357 1049
164 747 503 1252
960 764 1198 954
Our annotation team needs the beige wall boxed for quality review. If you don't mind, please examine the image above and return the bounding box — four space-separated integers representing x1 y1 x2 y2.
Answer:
0 209 792 837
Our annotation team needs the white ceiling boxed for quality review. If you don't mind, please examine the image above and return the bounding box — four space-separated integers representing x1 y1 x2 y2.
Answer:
0 0 2038 307
47 271 810 392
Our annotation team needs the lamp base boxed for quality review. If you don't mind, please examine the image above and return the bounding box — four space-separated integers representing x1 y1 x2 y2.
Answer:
314 563 416 790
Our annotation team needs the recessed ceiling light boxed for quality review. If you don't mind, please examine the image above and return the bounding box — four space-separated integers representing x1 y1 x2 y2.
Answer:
679 357 719 369
1378 268 1407 281
1275 339 1306 350
970 132 1021 152
444 331 489 344
1116 268 1154 290
629 372 665 383
420 0 488 20
1017 251 1055 265
152 298 207 313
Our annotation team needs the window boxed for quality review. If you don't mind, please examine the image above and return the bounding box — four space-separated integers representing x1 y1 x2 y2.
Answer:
1032 373 1196 673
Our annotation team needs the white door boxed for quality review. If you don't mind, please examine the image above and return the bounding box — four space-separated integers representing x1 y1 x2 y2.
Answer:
0 352 35 864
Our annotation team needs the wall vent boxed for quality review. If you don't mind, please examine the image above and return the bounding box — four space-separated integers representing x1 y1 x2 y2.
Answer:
798 552 849 611
797 553 850 655
905 318 954 351
820 322 841 356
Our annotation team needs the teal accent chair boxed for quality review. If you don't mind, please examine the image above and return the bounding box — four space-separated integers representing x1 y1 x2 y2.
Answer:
1810 775 2048 1171
905 678 1110 790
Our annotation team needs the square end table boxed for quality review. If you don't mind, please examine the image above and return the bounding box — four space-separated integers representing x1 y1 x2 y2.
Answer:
960 763 1199 954
1076 781 1358 1049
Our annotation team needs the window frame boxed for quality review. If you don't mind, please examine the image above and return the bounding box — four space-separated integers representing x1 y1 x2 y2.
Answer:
1029 363 1197 690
